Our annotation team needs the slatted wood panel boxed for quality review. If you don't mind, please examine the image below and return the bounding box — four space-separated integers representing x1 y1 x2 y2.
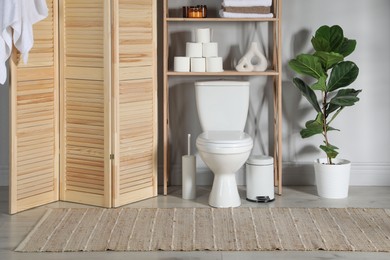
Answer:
112 0 157 206
60 0 111 207
9 0 59 214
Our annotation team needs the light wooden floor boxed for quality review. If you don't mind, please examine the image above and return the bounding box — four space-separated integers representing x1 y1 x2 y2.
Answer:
1 186 390 260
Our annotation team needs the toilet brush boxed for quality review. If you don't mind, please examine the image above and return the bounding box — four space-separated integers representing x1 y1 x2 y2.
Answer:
182 134 196 199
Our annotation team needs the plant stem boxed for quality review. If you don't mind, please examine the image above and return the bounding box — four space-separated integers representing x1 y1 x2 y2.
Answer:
322 91 332 164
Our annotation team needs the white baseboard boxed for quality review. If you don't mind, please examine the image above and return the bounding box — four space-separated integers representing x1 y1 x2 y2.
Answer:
170 162 390 186
283 162 390 186
350 162 390 186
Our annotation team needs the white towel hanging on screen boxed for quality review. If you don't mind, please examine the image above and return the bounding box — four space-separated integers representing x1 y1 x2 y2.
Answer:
0 0 48 85
0 0 20 84
14 0 48 63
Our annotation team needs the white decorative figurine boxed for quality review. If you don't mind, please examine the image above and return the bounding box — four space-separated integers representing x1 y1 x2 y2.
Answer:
235 42 268 72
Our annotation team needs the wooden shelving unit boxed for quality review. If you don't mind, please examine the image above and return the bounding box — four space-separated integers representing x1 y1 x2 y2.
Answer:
162 0 282 195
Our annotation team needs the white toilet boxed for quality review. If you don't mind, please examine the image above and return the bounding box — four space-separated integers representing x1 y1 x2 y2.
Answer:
195 81 253 208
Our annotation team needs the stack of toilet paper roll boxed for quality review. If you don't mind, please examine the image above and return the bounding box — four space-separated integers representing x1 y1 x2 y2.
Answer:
174 28 224 73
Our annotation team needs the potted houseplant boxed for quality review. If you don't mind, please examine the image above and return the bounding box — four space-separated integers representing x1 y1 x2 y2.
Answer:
288 25 360 198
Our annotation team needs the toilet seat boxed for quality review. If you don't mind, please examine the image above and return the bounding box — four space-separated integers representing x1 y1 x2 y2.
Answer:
196 131 253 154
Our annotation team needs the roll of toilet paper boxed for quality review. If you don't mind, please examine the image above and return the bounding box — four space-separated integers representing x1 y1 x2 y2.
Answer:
206 57 223 72
202 42 218 57
191 57 206 72
174 56 190 72
182 155 196 200
196 28 211 43
186 42 203 57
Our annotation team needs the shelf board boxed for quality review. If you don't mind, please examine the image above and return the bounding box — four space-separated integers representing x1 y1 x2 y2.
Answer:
167 70 279 76
166 17 278 22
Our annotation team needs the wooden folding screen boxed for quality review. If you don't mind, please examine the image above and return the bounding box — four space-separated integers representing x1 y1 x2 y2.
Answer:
9 0 157 214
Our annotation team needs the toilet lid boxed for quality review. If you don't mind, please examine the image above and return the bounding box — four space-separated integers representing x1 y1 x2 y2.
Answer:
197 131 253 148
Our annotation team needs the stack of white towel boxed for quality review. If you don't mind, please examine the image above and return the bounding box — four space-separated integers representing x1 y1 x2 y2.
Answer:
220 0 273 18
0 0 48 85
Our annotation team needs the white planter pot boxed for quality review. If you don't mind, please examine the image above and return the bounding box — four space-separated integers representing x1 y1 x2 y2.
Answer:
314 158 351 199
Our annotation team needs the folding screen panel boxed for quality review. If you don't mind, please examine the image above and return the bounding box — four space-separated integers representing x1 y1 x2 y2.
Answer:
9 0 59 214
112 0 157 207
59 0 111 207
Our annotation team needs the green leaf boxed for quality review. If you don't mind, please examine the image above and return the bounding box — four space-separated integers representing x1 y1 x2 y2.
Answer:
323 142 339 150
311 37 329 53
337 38 357 57
330 88 362 106
327 126 340 132
326 103 341 115
299 112 339 139
310 76 327 91
301 123 323 138
300 113 324 138
338 88 362 97
292 78 322 113
312 25 344 52
288 54 325 79
320 144 339 159
327 61 359 91
314 51 344 70
330 96 360 106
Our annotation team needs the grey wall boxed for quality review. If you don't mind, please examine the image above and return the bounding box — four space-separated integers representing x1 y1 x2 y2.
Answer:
1 0 390 186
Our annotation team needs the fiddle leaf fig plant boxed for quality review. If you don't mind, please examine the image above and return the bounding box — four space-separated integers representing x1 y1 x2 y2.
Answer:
288 25 361 165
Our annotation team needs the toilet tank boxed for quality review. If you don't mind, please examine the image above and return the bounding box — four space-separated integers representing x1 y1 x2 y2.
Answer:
195 81 250 131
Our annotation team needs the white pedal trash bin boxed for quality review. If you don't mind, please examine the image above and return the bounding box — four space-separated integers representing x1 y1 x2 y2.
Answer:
246 155 275 203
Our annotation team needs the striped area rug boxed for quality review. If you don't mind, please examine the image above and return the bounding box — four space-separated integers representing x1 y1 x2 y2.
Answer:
16 207 390 252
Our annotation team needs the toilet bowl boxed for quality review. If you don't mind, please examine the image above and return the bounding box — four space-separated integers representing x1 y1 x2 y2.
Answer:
194 80 253 208
197 131 253 207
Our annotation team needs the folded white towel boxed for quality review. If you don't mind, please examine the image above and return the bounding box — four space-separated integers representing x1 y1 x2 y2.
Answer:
219 10 274 18
0 0 48 85
222 0 273 7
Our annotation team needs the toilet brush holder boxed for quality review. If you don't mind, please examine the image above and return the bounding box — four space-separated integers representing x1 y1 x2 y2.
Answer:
182 134 196 199
182 155 196 199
